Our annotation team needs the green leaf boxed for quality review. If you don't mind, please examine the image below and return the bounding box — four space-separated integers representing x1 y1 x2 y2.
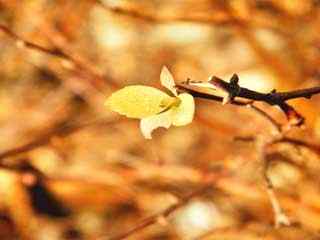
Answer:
172 93 195 126
105 85 173 119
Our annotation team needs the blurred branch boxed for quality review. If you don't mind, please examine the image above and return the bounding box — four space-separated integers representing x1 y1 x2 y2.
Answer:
256 137 291 227
263 157 290 227
0 118 120 163
271 137 320 155
103 172 228 240
247 104 282 133
195 224 250 240
235 135 320 156
93 0 238 25
0 24 117 89
0 25 67 58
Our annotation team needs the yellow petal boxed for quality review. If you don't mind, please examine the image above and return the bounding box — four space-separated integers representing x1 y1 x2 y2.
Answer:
140 110 173 139
160 66 178 96
172 93 195 126
105 85 173 119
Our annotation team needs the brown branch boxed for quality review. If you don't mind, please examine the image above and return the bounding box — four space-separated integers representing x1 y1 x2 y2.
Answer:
101 185 210 240
263 159 290 227
0 118 120 162
0 24 118 89
100 171 230 240
93 0 239 26
178 74 320 127
0 25 69 61
255 136 291 228
92 0 290 36
247 104 282 133
271 137 320 155
234 135 320 156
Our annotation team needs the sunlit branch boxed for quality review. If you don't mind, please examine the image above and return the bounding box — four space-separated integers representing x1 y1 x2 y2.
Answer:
256 137 291 227
263 159 290 227
178 74 320 128
0 24 117 89
102 176 228 240
247 104 282 133
0 118 120 162
271 137 320 155
93 0 239 25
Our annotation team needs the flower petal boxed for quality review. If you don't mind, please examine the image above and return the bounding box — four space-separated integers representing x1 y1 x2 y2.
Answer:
171 93 195 126
105 85 173 119
140 110 173 139
160 66 178 96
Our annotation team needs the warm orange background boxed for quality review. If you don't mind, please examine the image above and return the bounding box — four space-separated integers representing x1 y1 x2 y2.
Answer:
0 1 320 239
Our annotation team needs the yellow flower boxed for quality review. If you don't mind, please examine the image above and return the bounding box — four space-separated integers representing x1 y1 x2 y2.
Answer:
105 66 195 139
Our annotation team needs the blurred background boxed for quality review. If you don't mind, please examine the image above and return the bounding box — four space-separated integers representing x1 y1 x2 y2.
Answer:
0 0 320 239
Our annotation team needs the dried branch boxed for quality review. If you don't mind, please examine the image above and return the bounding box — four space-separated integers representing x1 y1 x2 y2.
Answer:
101 185 210 240
0 118 120 162
0 25 69 62
271 137 320 155
0 25 67 58
247 104 282 134
92 0 290 36
0 24 117 89
100 170 231 240
263 159 290 227
179 74 320 127
93 0 238 25
235 136 320 156
256 137 291 228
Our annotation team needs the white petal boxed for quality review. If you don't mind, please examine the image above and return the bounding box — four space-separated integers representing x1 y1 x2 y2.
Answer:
140 110 173 139
172 93 195 126
160 66 178 96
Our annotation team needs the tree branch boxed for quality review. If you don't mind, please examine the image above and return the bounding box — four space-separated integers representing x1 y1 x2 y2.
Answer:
178 74 320 127
102 184 213 240
0 25 69 61
0 24 118 89
0 118 120 162
247 104 282 133
101 170 230 240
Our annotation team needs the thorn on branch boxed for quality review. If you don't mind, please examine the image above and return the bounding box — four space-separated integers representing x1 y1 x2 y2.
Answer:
179 73 319 129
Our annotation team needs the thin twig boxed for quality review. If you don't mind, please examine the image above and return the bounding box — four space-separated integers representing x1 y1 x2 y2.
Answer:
99 170 231 240
0 24 117 89
0 25 67 58
0 118 120 162
271 137 320 155
178 74 320 127
256 137 290 228
101 184 212 240
92 0 290 36
247 104 282 133
93 0 239 25
263 159 290 228
236 136 320 156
